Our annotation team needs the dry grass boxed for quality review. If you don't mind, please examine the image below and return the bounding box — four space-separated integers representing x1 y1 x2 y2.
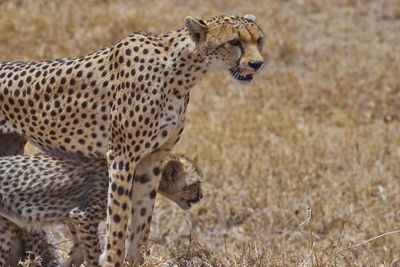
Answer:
1 0 400 266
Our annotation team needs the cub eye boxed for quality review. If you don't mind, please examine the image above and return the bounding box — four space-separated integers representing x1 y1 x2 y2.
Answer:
257 37 264 46
188 184 198 191
229 39 241 46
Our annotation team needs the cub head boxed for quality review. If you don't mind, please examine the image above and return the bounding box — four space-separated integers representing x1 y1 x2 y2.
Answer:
159 154 203 210
185 14 265 84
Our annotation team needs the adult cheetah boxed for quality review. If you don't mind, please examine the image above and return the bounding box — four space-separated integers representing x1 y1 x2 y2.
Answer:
0 14 264 265
0 154 203 267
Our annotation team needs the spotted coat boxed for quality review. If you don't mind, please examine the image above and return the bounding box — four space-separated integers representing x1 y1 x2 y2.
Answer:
0 154 203 267
0 14 264 266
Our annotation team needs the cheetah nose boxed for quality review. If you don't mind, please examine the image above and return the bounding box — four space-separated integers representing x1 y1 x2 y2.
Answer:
248 60 264 71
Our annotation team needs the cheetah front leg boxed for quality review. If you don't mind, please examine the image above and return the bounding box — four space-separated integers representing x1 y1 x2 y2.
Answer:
103 149 139 267
104 149 165 267
0 217 17 267
125 152 165 265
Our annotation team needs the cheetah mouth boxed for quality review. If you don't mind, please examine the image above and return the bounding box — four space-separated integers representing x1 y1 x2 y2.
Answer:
229 68 254 83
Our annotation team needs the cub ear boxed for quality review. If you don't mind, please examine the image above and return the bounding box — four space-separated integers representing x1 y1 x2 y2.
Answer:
243 14 257 23
185 16 208 47
162 160 183 182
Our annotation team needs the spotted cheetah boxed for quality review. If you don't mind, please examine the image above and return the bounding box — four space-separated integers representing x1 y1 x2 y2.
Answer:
0 14 264 265
0 154 203 267
0 121 59 267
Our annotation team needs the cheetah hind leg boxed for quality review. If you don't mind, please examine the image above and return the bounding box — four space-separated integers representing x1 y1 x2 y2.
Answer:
19 230 61 267
60 223 84 267
68 208 101 267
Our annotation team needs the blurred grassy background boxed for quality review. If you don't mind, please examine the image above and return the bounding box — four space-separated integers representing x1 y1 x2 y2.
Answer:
1 0 400 266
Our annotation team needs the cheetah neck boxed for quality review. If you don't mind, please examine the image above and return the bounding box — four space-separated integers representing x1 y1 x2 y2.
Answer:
162 29 210 94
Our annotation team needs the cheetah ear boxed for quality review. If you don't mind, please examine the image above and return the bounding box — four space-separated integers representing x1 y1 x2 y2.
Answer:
162 160 183 183
185 16 208 47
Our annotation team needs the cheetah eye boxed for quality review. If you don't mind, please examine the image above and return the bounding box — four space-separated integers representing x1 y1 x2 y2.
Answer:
228 39 241 47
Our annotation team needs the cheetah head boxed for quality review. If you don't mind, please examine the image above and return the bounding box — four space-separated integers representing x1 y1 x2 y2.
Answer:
185 14 265 84
159 154 203 210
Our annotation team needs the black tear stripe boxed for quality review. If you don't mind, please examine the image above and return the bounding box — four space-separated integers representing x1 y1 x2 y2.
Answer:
237 32 245 55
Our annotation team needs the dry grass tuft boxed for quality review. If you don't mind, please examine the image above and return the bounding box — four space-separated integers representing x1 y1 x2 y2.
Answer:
17 252 43 267
1 0 400 266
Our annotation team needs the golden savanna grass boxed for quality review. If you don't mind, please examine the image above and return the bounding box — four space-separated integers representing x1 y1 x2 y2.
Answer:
1 0 400 266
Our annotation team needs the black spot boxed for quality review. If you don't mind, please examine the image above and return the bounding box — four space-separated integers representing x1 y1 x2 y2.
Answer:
149 190 157 199
135 174 150 184
118 161 124 170
153 167 160 176
117 186 124 196
140 207 146 216
113 215 121 223
111 183 117 191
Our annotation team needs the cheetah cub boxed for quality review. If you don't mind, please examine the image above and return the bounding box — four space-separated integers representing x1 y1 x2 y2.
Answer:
0 154 203 267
